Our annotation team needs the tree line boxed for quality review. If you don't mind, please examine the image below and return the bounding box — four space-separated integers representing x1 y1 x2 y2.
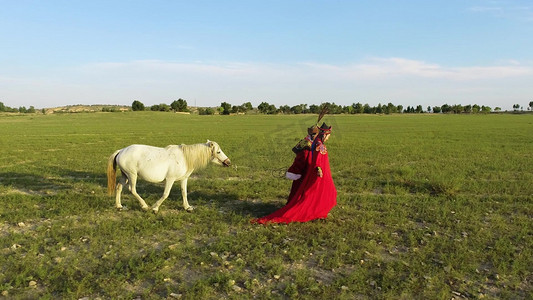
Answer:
0 102 39 113
2 100 533 115
132 99 533 115
132 99 189 112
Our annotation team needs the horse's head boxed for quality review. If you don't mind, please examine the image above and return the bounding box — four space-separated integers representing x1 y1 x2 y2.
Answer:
207 140 231 167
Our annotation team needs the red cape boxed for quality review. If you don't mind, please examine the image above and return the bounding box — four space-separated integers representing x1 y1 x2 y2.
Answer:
252 145 337 224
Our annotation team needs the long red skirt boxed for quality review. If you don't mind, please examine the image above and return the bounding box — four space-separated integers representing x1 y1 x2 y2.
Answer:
252 151 337 224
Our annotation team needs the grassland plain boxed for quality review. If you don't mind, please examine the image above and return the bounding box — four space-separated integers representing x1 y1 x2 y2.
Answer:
0 112 531 299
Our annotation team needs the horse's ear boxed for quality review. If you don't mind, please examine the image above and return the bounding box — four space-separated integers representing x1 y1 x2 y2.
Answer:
206 140 214 147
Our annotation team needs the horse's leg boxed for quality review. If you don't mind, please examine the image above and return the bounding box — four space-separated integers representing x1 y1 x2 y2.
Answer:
151 179 175 213
128 174 150 211
181 177 194 212
115 173 127 210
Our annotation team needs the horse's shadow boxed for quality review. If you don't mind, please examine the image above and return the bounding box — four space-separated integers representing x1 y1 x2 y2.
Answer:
187 190 282 218
0 168 105 194
0 168 281 219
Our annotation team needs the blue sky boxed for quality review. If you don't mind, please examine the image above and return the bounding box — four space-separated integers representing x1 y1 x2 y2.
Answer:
1 0 532 110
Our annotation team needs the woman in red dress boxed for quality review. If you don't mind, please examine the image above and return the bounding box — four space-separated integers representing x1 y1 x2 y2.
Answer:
252 123 337 224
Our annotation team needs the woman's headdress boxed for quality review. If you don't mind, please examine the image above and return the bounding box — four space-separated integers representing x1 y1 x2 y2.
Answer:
295 106 331 153
319 122 332 134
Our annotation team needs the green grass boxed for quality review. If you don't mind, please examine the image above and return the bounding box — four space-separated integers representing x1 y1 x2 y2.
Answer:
0 112 532 299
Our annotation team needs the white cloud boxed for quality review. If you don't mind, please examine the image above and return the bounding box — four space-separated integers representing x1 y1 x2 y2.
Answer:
281 58 533 86
1 58 532 110
469 6 503 13
81 57 533 82
469 3 533 21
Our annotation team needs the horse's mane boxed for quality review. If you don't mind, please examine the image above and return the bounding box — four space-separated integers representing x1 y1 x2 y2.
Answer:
177 143 212 171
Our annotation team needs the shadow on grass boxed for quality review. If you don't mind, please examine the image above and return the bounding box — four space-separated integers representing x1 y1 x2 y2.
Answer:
0 167 106 192
188 190 282 218
0 168 284 220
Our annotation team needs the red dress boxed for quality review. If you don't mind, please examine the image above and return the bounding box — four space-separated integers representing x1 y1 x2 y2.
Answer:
252 140 337 224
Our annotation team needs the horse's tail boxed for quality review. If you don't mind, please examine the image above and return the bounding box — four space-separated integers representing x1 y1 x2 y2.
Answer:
107 150 121 196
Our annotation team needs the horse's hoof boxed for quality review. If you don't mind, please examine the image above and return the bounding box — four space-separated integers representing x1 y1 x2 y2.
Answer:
116 206 128 211
185 206 195 212
141 206 150 211
152 208 159 214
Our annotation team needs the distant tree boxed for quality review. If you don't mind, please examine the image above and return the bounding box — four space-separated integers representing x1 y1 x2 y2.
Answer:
27 106 36 113
160 104 171 111
396 105 403 113
19 106 27 113
102 106 116 112
151 104 170 111
427 106 432 113
290 104 306 114
257 102 267 114
432 106 442 113
132 100 145 111
376 103 383 114
230 104 245 113
415 105 423 113
288 105 298 114
278 105 291 114
352 102 364 114
464 105 472 114
171 99 188 112
452 104 463 114
0 102 5 112
529 101 533 111
481 106 492 113
494 107 502 112
328 102 343 114
343 105 354 114
198 107 215 115
267 104 277 114
513 104 520 111
220 102 231 115
386 103 397 114
258 102 272 114
404 106 416 113
243 102 253 111
382 104 391 114
441 104 451 114
309 104 320 114
472 104 481 113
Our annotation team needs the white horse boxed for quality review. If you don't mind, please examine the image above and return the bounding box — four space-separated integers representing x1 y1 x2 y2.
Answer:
107 140 231 213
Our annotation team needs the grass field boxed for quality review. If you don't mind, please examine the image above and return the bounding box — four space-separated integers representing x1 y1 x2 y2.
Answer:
0 112 531 299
